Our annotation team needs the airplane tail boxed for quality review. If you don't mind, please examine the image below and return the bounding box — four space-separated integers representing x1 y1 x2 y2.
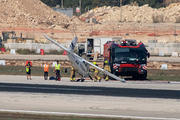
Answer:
68 37 78 52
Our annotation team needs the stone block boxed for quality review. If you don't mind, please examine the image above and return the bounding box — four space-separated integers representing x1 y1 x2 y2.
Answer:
161 64 168 70
171 51 179 57
10 49 16 54
148 40 157 43
36 49 40 54
7 39 16 43
0 60 5 65
85 19 90 23
159 51 164 56
90 18 97 24
26 40 33 43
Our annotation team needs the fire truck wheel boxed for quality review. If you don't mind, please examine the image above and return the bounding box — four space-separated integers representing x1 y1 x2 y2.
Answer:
132 75 138 80
132 71 147 80
139 71 147 80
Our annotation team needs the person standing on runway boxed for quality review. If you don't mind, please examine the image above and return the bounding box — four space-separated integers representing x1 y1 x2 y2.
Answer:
26 61 32 80
54 60 61 81
43 62 49 80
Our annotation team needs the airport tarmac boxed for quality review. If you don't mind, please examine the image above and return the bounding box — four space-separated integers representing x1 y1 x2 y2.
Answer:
0 75 180 90
0 75 180 119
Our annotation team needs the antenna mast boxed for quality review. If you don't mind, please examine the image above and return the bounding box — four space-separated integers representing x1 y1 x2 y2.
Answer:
61 0 63 8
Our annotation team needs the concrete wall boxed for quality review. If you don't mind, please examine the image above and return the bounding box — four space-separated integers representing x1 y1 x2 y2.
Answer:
4 42 180 56
52 8 73 17
145 43 180 55
4 43 72 52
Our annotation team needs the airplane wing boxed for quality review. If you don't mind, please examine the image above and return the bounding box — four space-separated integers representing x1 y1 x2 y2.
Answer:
43 33 76 52
81 60 126 83
43 34 126 83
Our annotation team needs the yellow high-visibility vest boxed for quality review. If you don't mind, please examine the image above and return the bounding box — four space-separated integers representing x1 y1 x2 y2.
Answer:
26 64 30 72
55 64 61 70
26 67 29 72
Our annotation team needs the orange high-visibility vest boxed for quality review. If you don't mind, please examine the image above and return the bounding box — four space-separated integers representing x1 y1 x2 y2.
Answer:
44 64 49 72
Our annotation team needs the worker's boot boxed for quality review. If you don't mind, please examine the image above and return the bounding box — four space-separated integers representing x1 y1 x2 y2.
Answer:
105 77 109 81
98 77 101 82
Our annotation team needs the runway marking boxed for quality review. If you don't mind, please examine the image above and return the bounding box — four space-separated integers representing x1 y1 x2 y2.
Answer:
0 109 179 120
0 85 102 92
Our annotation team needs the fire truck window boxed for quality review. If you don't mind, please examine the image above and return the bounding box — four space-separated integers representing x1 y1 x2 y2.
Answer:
115 48 129 53
114 48 146 63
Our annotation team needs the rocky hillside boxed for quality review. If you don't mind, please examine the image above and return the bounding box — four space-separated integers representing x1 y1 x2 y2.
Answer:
0 0 70 28
1 0 180 30
80 3 180 23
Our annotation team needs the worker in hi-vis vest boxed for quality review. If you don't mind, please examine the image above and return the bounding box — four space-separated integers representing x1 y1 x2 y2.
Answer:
26 61 32 80
70 67 76 82
43 62 49 80
104 61 111 81
92 62 101 82
54 60 61 81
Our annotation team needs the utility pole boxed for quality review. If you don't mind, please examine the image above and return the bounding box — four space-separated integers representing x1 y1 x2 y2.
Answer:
120 0 122 22
79 1 81 15
61 0 63 8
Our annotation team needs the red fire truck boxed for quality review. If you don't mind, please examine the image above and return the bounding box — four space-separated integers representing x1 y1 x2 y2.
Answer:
104 39 150 80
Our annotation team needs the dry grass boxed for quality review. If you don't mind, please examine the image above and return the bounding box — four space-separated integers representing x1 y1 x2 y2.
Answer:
0 66 180 81
0 112 130 120
16 49 36 54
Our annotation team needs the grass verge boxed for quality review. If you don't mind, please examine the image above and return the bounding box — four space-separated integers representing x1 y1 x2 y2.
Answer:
0 66 180 81
0 112 132 120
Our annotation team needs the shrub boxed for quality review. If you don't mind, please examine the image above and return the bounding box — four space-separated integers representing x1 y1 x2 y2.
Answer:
73 48 78 54
16 49 30 54
31 49 36 54
0 45 5 49
16 49 36 54
130 1 138 6
48 50 64 55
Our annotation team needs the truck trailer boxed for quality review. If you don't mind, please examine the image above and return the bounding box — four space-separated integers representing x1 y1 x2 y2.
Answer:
80 37 121 60
104 39 150 80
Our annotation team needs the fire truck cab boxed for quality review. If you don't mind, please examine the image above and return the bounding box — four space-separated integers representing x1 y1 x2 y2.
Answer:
104 39 150 80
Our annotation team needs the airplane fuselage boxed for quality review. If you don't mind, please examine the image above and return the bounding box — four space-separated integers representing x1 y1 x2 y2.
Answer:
43 34 125 82
67 52 89 78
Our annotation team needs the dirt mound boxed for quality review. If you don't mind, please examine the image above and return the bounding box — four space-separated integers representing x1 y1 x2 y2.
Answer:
80 3 180 23
0 0 70 28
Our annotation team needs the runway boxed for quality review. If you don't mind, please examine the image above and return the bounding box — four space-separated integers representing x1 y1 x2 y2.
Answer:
0 83 180 99
0 75 180 119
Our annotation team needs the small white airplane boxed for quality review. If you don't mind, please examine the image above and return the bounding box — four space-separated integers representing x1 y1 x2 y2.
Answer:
43 34 126 83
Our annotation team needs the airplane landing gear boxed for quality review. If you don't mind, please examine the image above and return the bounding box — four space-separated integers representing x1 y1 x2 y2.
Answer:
76 78 85 82
81 78 85 82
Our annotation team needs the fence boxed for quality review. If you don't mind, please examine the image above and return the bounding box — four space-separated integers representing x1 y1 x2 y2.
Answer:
1 23 180 44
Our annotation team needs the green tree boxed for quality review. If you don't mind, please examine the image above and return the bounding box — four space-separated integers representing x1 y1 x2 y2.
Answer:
40 0 166 13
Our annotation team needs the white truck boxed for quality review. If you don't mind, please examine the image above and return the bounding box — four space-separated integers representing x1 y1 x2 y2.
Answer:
79 37 121 60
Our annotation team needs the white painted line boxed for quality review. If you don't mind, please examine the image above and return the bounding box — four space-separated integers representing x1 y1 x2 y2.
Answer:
0 109 179 120
0 85 102 91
